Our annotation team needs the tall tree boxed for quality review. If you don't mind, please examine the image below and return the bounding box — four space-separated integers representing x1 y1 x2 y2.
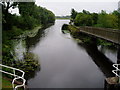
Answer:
74 13 93 26
2 2 18 30
18 2 35 16
71 8 78 20
91 13 98 25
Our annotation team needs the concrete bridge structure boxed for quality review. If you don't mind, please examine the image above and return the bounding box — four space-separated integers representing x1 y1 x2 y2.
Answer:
79 26 120 45
79 26 120 63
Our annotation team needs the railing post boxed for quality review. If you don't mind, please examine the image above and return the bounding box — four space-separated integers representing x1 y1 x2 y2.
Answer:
0 3 2 90
117 46 120 83
13 69 16 77
0 64 26 89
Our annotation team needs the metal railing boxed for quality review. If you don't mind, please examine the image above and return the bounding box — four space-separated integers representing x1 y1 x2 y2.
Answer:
0 64 26 89
112 64 120 83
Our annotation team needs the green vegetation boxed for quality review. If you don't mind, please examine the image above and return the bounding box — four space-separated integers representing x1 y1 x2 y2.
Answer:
61 24 69 30
71 9 78 21
2 77 24 89
70 9 119 29
2 1 55 83
1 75 15 89
63 8 119 46
13 53 40 79
62 25 115 46
2 77 13 89
2 2 55 30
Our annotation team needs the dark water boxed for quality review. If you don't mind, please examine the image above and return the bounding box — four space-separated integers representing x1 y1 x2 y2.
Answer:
27 20 117 88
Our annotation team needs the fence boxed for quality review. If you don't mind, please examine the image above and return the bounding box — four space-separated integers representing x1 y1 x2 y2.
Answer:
0 64 26 89
112 64 120 83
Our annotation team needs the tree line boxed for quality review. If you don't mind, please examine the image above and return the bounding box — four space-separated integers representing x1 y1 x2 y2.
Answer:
2 2 55 31
2 2 55 73
71 9 120 29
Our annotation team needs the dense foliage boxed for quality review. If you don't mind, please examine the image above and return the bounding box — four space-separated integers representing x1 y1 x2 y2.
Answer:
71 9 119 29
2 2 55 78
2 2 55 30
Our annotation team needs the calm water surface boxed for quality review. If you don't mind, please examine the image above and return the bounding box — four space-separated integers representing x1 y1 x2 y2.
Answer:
27 20 117 88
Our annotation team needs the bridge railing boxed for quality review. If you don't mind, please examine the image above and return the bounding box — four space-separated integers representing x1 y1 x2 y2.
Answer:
112 64 120 83
79 26 120 45
0 64 26 89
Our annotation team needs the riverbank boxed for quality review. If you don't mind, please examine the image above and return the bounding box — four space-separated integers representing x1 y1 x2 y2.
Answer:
2 76 13 88
2 23 54 89
2 76 28 89
19 23 54 38
62 24 116 47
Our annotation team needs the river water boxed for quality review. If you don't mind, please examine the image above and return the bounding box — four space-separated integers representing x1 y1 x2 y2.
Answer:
26 20 117 88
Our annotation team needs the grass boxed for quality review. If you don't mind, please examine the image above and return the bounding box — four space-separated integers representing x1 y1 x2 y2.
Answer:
0 74 13 89
1 77 24 90
0 74 19 89
2 77 13 89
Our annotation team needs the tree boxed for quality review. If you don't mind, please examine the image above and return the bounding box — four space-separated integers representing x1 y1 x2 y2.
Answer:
74 13 93 26
82 9 90 15
18 2 35 16
97 10 118 29
91 13 98 25
2 2 55 30
2 2 18 30
2 2 18 16
71 9 78 20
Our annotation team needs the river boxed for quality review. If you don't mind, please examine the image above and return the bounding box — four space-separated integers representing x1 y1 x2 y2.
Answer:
25 20 117 88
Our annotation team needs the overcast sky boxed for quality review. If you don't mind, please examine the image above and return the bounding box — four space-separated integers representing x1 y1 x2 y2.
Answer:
36 0 119 2
10 0 120 16
35 0 119 16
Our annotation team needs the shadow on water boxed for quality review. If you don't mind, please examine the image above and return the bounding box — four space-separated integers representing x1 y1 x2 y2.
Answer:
62 28 115 78
78 42 115 78
99 45 117 53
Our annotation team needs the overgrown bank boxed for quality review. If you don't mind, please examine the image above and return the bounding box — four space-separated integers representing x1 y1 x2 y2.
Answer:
62 8 119 47
62 24 117 47
2 2 55 88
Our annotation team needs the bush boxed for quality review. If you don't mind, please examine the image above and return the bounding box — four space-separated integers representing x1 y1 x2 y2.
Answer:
62 24 69 30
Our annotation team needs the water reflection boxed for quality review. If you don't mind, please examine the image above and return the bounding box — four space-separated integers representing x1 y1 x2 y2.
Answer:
26 28 46 50
98 46 117 63
77 42 115 78
62 25 116 77
28 20 117 88
12 36 41 80
12 39 26 61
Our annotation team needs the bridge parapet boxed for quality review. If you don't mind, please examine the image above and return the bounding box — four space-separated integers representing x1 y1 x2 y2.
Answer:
79 26 120 45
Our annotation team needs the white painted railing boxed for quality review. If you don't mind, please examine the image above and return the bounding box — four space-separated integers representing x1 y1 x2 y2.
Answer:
0 64 26 89
112 64 120 83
